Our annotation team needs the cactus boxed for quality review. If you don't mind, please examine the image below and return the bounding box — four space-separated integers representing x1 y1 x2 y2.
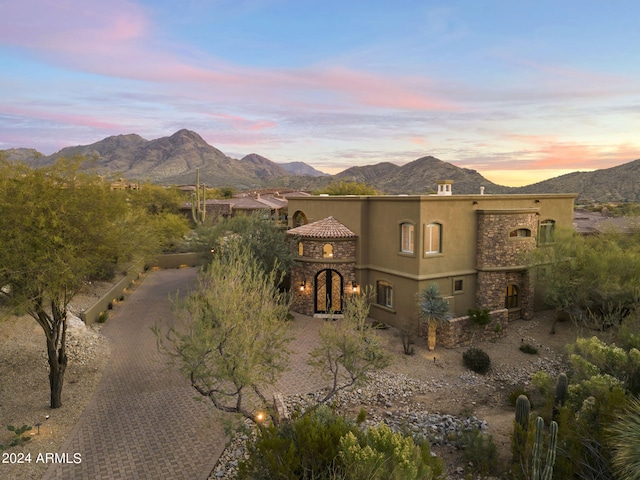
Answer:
532 416 558 480
191 168 206 225
553 373 568 420
516 394 531 429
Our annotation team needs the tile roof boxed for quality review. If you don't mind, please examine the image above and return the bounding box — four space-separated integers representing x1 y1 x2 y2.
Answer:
287 216 357 238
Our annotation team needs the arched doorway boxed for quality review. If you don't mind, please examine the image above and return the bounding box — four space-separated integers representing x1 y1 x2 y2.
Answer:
315 269 343 313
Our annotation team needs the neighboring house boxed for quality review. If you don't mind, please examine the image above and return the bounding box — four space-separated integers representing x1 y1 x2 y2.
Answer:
180 190 310 223
573 208 639 235
287 182 575 336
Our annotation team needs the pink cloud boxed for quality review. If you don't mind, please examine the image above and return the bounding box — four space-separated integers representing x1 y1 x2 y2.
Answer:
207 113 277 132
0 1 455 113
501 134 640 170
1 104 123 130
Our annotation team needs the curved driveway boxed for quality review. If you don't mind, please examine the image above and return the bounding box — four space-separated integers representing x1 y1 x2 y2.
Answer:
42 267 226 480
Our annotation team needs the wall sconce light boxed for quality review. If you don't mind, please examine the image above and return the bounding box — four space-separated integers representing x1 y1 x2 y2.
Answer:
299 280 306 291
352 281 358 292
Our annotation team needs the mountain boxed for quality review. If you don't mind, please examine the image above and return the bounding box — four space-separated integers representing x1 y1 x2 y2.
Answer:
239 153 290 180
336 156 510 195
280 161 329 177
515 159 640 203
7 130 640 202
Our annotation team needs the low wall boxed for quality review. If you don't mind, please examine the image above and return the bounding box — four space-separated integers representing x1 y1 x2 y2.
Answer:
80 268 143 325
438 308 509 348
151 252 207 269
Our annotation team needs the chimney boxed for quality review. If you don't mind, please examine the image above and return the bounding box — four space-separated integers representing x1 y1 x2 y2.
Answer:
436 180 453 196
480 186 485 195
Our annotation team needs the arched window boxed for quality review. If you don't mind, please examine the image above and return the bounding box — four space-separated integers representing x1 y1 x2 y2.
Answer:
539 220 556 244
292 210 308 227
376 281 393 308
510 228 531 238
424 223 442 254
323 243 333 258
400 222 415 253
298 241 304 256
505 284 519 309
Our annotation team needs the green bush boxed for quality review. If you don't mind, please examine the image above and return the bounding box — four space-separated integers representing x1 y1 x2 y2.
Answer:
468 308 491 326
519 343 538 355
457 428 498 476
97 311 109 323
463 347 491 374
238 406 443 480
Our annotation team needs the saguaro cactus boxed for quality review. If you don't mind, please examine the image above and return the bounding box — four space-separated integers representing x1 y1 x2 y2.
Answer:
532 416 558 480
516 394 531 429
191 168 206 225
552 372 568 420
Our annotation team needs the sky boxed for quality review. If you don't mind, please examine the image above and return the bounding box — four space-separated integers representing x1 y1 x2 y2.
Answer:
1 1 639 186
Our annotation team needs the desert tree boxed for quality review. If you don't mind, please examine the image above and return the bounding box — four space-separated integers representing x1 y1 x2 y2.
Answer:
417 283 452 351
313 180 378 196
195 210 296 280
308 286 390 404
0 159 140 408
154 243 292 424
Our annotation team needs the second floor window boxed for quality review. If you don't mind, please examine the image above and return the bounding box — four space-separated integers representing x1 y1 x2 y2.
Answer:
400 223 414 253
539 220 556 244
510 228 532 238
424 223 442 254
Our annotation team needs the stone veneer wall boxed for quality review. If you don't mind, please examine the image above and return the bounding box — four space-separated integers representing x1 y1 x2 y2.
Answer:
438 308 509 348
291 238 357 315
475 210 538 320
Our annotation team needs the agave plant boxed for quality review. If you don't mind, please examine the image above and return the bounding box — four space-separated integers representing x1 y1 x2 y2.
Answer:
417 283 452 351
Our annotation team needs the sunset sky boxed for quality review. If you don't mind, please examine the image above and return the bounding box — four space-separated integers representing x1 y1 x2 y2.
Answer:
1 1 639 186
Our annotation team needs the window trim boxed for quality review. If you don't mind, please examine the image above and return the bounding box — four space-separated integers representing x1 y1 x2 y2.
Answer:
509 228 532 238
424 222 442 255
505 284 519 309
538 219 556 244
399 222 415 255
453 278 464 294
322 243 334 258
376 280 394 309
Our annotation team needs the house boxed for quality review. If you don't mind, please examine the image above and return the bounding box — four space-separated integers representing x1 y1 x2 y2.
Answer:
287 183 575 343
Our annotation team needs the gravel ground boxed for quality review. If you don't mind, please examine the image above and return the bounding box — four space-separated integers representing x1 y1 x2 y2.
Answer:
0 279 122 480
2 274 577 480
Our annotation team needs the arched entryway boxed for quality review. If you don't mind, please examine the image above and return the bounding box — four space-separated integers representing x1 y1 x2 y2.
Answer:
315 269 343 313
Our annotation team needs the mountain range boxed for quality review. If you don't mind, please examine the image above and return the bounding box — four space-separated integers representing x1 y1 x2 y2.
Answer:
3 129 640 202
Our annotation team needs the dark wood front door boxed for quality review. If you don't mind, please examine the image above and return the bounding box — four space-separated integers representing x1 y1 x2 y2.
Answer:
315 269 343 313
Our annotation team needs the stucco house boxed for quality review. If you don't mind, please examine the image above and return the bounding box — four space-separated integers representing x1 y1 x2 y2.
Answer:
286 182 575 344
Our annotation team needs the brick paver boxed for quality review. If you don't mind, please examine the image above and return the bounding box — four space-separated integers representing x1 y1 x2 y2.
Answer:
42 268 226 480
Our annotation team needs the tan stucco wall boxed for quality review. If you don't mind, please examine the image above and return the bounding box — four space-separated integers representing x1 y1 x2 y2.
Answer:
287 193 575 330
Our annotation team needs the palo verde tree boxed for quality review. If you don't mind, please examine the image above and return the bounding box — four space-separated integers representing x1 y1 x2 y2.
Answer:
313 180 378 196
529 227 640 331
0 159 136 408
154 243 292 424
308 286 390 404
196 210 296 280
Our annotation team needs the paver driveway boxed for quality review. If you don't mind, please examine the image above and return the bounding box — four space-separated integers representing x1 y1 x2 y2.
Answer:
42 267 226 480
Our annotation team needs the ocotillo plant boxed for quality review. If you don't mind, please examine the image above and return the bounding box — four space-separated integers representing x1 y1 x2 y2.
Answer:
191 168 206 225
532 416 558 480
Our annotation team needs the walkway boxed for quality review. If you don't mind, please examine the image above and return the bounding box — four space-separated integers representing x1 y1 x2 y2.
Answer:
42 268 226 480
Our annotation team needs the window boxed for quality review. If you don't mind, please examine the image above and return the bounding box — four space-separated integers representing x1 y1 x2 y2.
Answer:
376 281 393 308
505 284 519 309
454 279 464 293
539 220 556 244
424 223 442 254
323 243 333 258
292 210 308 227
400 223 415 253
510 228 531 238
298 241 304 256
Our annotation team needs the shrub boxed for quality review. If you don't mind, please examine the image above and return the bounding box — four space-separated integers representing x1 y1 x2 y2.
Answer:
463 347 491 374
238 406 444 480
519 343 538 355
457 428 499 476
508 388 532 407
468 307 491 326
97 311 109 323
